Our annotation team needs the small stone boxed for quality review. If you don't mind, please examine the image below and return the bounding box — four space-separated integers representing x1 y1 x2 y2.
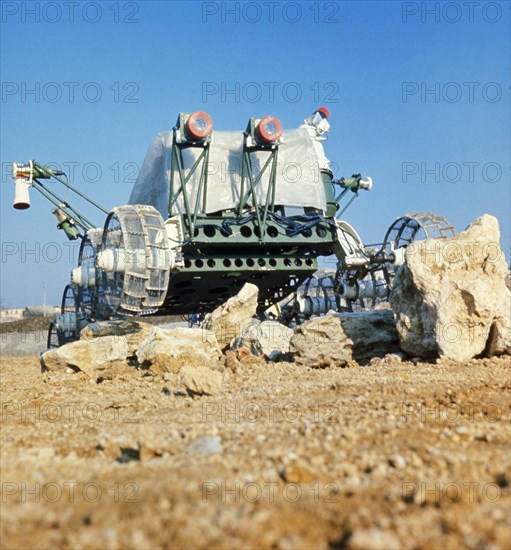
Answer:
224 350 240 372
388 455 407 469
116 447 140 464
185 435 223 456
36 447 56 460
456 426 470 435
280 465 317 484
181 365 223 396
384 353 404 363
348 529 401 550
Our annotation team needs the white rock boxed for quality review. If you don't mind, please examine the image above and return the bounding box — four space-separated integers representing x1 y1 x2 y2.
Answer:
80 319 153 357
348 529 401 550
290 314 353 368
185 435 223 456
202 283 259 347
40 336 129 375
290 310 399 366
136 327 221 374
337 310 400 360
389 454 407 468
181 365 223 396
231 320 293 359
390 214 511 361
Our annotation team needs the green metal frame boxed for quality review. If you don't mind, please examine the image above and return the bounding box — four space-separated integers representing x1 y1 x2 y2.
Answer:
168 127 211 236
27 161 109 238
237 132 280 241
168 123 282 243
334 175 362 218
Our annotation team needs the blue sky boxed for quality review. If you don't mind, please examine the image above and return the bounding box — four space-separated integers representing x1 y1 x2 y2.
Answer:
1 0 509 307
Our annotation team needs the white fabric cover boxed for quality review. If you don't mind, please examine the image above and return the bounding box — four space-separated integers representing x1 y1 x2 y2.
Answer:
129 127 327 216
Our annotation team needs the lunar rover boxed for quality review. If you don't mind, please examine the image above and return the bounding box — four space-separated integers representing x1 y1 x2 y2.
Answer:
11 108 455 347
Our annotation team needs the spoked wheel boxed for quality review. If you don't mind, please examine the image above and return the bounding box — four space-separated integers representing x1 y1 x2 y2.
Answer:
99 211 131 314
382 211 456 290
47 322 64 349
74 228 106 319
45 285 82 349
62 284 79 317
45 283 92 349
60 284 82 343
97 205 170 316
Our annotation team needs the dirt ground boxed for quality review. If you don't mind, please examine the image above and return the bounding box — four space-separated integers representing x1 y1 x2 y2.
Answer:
1 343 510 549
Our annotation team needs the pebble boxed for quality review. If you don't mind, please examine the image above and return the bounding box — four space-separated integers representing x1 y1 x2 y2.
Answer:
388 455 407 469
348 528 400 549
185 435 223 456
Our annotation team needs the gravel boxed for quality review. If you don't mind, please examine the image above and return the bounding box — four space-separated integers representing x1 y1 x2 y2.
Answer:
1 352 510 548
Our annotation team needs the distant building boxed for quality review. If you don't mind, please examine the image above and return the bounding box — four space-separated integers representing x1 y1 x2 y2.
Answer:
0 308 25 323
22 305 60 318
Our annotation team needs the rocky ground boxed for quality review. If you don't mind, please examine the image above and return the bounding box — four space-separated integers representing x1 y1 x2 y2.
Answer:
2 215 510 549
1 346 510 549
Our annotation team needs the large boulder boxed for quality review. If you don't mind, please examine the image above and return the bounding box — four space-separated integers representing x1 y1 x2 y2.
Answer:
40 336 129 376
202 283 259 348
290 315 353 367
290 310 399 366
338 310 400 360
136 327 222 374
390 215 511 361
